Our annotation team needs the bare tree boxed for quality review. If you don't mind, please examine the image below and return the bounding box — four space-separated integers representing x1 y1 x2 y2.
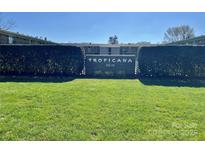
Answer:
108 35 119 44
164 25 195 43
0 13 15 30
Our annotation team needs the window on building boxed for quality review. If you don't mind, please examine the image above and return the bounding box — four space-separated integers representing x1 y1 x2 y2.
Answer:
108 48 111 55
8 36 14 44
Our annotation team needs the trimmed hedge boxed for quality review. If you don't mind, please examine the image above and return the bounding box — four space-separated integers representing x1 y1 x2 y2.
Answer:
2 45 205 78
0 45 84 76
138 46 205 78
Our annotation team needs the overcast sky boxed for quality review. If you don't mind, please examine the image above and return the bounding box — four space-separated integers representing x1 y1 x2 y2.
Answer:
2 12 205 43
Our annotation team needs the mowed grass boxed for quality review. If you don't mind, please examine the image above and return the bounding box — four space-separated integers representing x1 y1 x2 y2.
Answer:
0 77 205 140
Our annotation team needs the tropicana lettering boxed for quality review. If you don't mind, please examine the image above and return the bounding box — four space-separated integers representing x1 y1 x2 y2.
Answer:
87 57 133 63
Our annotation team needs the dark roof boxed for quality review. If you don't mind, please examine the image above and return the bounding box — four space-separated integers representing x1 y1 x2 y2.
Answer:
0 29 57 44
168 35 205 45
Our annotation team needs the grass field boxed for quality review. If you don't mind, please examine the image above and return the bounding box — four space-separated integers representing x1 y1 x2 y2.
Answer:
0 77 205 140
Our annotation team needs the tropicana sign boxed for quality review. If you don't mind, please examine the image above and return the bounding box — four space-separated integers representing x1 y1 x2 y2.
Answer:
85 54 136 76
87 56 134 63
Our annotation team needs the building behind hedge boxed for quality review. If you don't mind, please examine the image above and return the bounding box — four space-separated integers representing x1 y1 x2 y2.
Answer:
65 43 148 55
168 35 205 45
0 29 56 44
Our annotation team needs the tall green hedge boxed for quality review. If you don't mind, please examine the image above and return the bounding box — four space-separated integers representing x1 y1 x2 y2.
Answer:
0 45 84 76
2 45 205 78
138 46 205 78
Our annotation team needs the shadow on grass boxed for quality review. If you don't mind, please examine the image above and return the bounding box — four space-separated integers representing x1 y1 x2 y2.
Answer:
139 77 205 88
0 75 76 83
82 75 136 80
0 75 136 83
1 75 205 87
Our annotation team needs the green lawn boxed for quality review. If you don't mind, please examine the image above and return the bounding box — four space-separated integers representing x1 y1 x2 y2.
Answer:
0 77 205 140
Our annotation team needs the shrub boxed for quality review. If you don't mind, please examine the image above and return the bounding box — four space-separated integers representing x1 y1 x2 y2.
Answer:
138 46 205 78
0 45 84 76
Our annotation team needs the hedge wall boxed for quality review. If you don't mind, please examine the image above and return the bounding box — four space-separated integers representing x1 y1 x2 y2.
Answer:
138 46 205 78
0 45 84 76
